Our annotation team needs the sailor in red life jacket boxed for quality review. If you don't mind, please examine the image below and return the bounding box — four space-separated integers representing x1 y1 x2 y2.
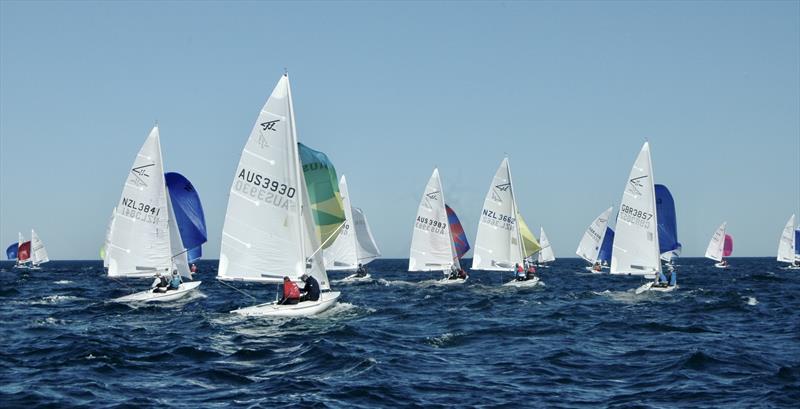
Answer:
279 276 301 305
526 263 536 280
190 263 198 274
515 263 526 281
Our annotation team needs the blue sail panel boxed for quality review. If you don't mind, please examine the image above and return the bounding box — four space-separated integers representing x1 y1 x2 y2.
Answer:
597 228 614 264
655 184 680 256
795 230 800 256
187 246 202 263
6 243 17 260
165 172 208 261
445 204 471 259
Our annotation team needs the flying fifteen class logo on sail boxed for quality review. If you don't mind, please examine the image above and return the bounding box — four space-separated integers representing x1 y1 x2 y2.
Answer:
422 190 441 210
627 175 648 195
130 163 155 187
258 119 280 149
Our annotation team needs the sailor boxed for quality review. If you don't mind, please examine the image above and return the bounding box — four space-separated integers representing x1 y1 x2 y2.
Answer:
592 262 602 272
168 270 182 290
526 264 536 280
515 263 526 281
299 273 320 302
356 263 368 278
152 272 169 293
279 276 301 305
457 268 467 279
448 265 460 280
190 263 198 274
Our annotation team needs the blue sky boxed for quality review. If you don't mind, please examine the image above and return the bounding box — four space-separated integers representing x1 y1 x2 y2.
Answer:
1 1 798 259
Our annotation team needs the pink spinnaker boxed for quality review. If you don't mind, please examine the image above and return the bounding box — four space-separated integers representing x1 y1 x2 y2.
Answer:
723 234 733 257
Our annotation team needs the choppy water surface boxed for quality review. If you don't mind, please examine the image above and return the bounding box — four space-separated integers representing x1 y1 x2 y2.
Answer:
1 258 798 407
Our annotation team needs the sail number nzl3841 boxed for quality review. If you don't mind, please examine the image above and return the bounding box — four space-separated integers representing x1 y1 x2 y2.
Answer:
120 197 160 223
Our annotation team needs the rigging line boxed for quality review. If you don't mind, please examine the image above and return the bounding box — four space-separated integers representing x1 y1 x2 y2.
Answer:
306 220 347 261
217 279 257 301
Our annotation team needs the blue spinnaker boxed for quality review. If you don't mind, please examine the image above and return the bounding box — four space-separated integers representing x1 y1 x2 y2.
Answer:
655 184 681 256
795 230 800 256
597 228 614 264
166 172 208 262
6 243 17 260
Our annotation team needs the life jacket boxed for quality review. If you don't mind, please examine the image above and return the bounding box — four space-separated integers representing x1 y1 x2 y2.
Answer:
283 280 301 300
169 276 181 289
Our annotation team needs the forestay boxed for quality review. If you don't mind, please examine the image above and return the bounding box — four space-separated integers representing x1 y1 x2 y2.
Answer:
610 142 661 276
472 158 524 271
409 168 456 271
704 222 727 262
107 126 172 278
576 207 613 264
218 75 330 290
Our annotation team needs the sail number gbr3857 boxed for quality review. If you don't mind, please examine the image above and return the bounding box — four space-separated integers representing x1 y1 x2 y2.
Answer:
619 204 653 228
120 197 160 223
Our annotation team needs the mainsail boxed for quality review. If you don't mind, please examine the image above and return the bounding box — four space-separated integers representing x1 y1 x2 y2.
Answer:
610 142 661 276
655 184 681 261
537 227 556 264
30 229 49 266
777 215 795 263
101 207 116 267
576 207 613 264
106 126 172 277
409 168 456 271
704 222 728 262
472 158 525 271
218 75 330 290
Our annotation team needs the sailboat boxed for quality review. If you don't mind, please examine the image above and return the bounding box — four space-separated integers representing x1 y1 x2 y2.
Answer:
536 227 555 266
28 230 50 270
472 158 541 287
218 74 342 316
324 175 381 282
576 207 613 273
609 142 675 293
13 233 31 269
409 168 468 284
107 125 203 303
778 214 800 269
705 222 732 268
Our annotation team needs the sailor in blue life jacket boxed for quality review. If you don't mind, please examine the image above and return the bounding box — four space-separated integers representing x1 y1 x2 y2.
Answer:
152 272 169 293
299 273 320 302
168 270 182 290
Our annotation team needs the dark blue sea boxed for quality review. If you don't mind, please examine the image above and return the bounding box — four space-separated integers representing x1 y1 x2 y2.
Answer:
1 258 798 408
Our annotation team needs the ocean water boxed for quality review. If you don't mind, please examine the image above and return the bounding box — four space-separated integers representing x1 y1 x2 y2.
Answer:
0 258 798 408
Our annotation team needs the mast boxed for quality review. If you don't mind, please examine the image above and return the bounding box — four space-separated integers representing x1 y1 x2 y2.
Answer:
286 73 311 274
506 158 525 267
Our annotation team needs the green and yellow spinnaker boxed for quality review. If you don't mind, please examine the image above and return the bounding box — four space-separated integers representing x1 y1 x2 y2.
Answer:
298 143 345 249
517 213 541 257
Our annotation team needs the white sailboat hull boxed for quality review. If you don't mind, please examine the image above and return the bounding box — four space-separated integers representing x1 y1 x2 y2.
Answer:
436 276 469 285
112 281 202 303
584 266 607 273
231 291 340 317
714 262 730 269
635 281 677 294
503 276 541 287
341 273 371 282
